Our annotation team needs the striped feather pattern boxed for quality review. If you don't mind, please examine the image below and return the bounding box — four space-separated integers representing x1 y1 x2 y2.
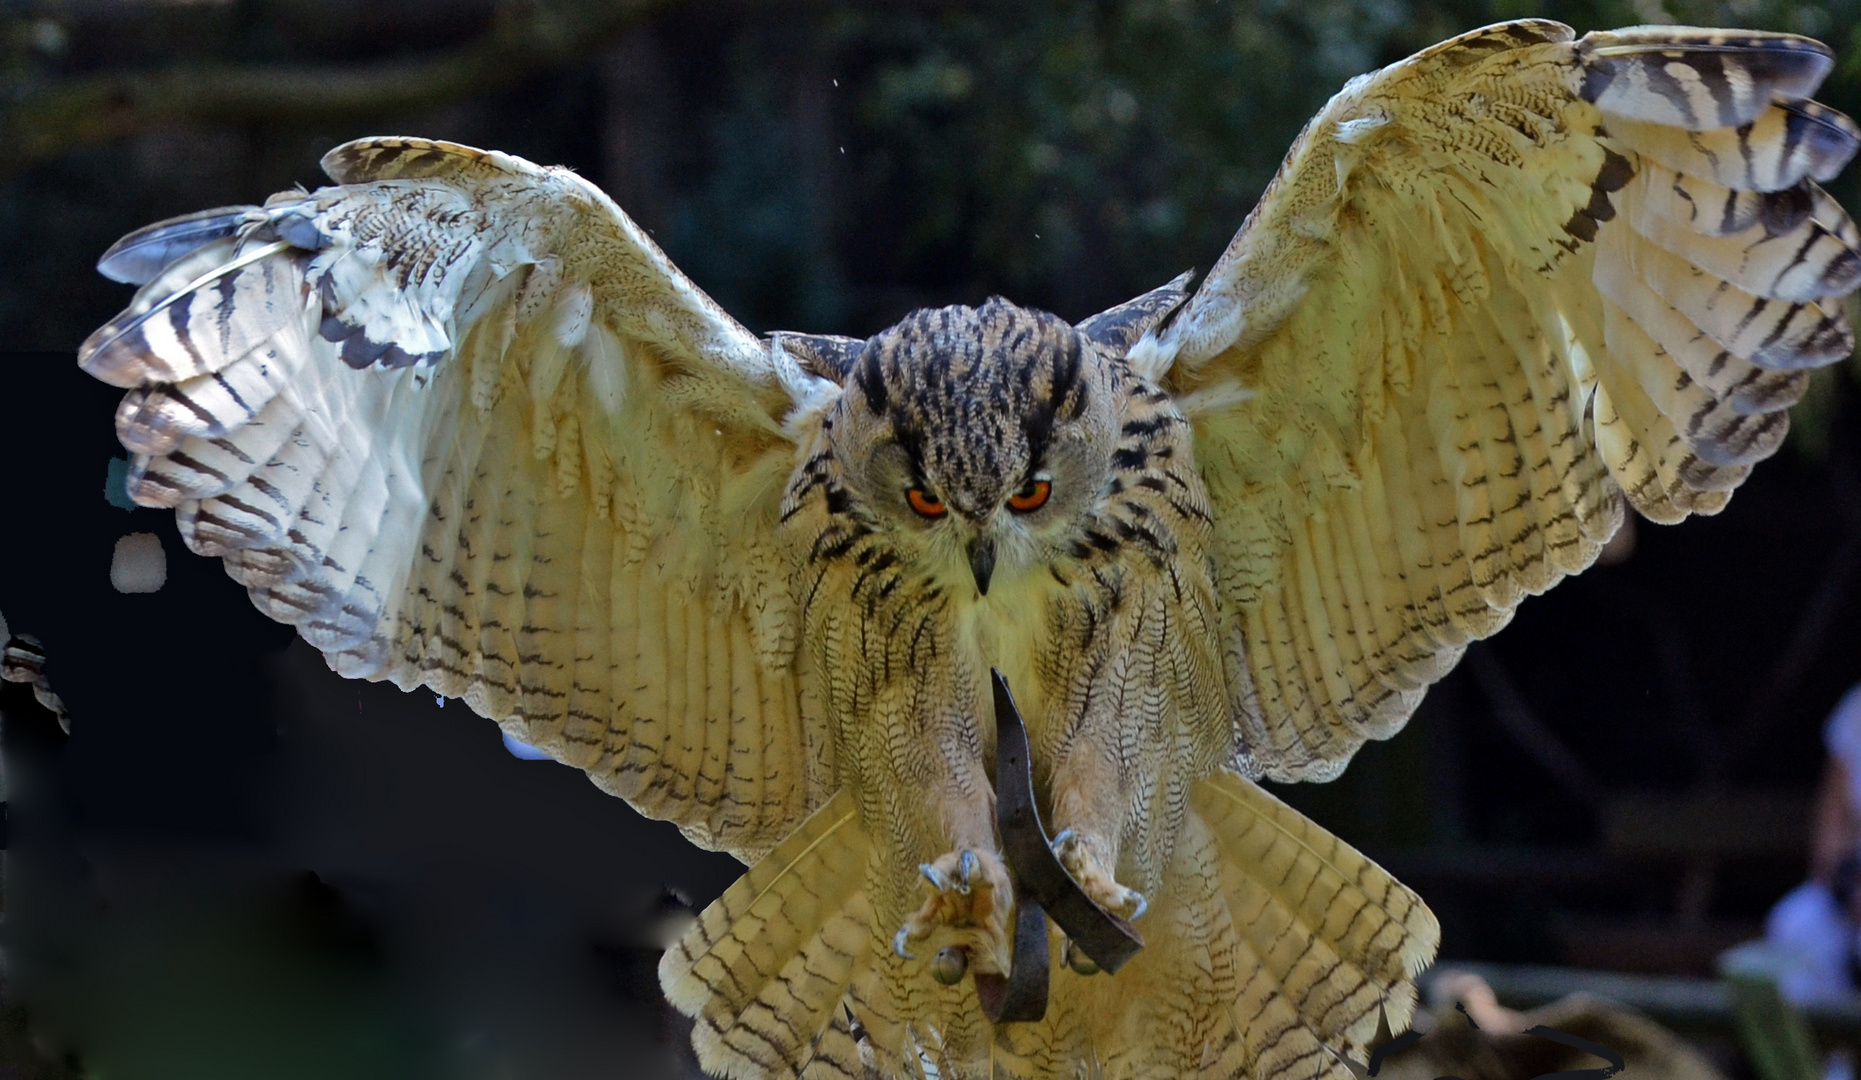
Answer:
78 136 831 862
1625 165 1816 238
1606 100 1859 192
1191 772 1437 1077
81 237 303 388
1145 20 1861 781
682 770 1435 1080
1575 27 1832 129
896 773 1437 1080
661 791 873 1080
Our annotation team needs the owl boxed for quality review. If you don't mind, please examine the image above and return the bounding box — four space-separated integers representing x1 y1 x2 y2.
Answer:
77 19 1861 1080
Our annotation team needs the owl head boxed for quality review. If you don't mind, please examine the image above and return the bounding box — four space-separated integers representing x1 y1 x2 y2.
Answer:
778 275 1190 598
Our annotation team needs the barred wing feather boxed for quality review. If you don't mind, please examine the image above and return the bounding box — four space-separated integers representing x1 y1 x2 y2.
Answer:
79 138 833 860
1137 22 1861 782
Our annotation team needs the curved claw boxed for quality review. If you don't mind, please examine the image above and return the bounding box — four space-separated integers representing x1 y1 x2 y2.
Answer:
1129 890 1148 921
959 850 977 894
894 926 917 961
1052 828 1076 848
920 862 955 893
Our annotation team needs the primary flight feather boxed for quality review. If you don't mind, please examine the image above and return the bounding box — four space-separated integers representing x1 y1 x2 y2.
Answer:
79 20 1860 1079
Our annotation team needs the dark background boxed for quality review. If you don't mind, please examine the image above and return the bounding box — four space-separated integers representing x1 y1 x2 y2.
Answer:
4 0 1861 1076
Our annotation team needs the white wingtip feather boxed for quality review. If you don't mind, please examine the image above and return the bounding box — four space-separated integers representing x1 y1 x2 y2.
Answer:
1125 328 1179 382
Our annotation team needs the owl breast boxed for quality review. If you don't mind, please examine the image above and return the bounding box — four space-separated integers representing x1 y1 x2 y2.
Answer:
953 567 1070 750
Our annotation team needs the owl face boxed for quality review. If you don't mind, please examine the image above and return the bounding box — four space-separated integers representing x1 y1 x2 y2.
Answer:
827 299 1120 597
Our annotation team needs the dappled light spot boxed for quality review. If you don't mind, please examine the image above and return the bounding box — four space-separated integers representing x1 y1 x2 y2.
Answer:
110 531 166 593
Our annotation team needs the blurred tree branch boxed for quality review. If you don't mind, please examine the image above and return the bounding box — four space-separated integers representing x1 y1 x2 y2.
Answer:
1 0 673 178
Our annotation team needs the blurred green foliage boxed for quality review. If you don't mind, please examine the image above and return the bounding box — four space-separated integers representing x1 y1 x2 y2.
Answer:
810 0 1861 316
8 0 1861 338
5 0 1861 446
680 0 1861 451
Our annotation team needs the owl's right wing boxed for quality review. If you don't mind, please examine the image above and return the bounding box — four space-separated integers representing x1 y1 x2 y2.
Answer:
80 138 836 860
1137 22 1861 782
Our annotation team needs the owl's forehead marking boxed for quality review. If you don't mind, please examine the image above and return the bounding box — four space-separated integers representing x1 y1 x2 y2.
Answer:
861 299 1089 510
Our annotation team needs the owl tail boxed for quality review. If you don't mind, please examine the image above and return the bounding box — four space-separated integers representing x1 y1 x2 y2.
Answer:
659 789 882 1080
927 771 1434 1080
660 774 1440 1080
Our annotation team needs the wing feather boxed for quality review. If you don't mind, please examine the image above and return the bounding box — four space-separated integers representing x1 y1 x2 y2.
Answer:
1606 101 1860 191
1147 22 1860 779
80 137 831 859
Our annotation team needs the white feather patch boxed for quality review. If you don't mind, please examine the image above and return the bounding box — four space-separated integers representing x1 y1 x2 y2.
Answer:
581 323 629 419
111 532 167 594
553 281 594 348
1333 112 1390 144
1124 330 1179 383
1175 378 1258 418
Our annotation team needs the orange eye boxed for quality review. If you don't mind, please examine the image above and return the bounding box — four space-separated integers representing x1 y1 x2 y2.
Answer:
1007 479 1052 513
906 487 948 518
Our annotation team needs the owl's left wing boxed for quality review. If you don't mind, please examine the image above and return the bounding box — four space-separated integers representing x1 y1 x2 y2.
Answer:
1136 21 1861 781
79 138 837 859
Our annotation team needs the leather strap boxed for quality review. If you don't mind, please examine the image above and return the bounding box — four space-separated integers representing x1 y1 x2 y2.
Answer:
982 669 1146 1024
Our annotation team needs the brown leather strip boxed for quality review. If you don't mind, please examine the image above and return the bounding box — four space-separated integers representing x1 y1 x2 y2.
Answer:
991 669 1144 989
974 894 1049 1024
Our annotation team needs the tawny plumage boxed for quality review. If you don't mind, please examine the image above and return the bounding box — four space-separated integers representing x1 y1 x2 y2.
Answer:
77 20 1859 1079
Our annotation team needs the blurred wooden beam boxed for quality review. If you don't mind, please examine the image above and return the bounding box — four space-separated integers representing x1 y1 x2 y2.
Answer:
1423 962 1861 1042
1 0 676 177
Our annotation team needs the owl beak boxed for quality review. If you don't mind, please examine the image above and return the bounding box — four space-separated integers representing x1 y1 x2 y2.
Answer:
968 535 996 596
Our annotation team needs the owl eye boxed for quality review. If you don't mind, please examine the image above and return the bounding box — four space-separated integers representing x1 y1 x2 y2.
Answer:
1007 478 1052 513
905 487 948 518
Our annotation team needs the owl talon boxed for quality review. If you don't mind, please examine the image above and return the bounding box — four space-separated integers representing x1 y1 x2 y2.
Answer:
1052 830 1147 922
898 847 1014 976
920 862 960 894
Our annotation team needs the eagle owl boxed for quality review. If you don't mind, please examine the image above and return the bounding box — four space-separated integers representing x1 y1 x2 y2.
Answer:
77 20 1861 1080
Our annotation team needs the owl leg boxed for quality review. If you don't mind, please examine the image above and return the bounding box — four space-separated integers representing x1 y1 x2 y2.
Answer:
894 846 1015 976
1048 753 1148 923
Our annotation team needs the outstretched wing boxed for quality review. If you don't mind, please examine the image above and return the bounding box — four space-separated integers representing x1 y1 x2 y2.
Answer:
80 138 837 859
1135 22 1861 781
